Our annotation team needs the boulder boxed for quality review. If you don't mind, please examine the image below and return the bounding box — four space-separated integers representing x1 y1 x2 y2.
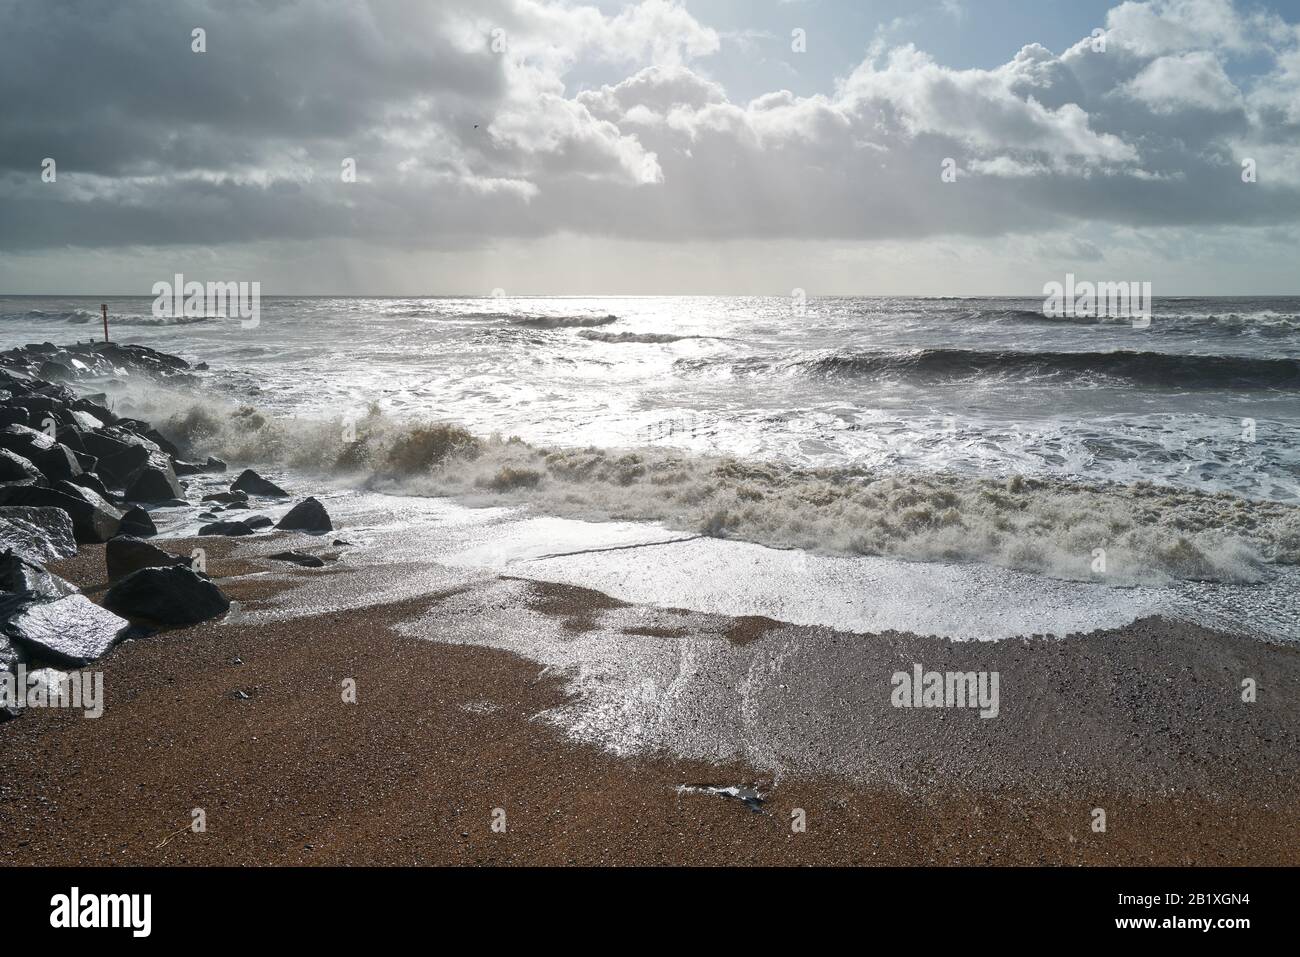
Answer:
0 424 83 482
117 506 157 537
0 506 77 563
0 448 44 486
123 454 183 502
267 551 325 568
230 469 288 497
105 535 184 581
0 548 77 599
67 470 114 500
243 515 273 530
0 593 128 665
93 442 152 487
198 520 254 536
103 565 230 625
275 497 332 533
201 490 248 504
0 484 122 543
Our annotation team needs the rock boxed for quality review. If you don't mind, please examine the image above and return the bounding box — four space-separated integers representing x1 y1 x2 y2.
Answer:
67 471 114 501
230 469 288 497
0 424 83 482
0 593 128 665
275 497 332 533
94 442 153 487
105 535 185 581
243 515 273 529
198 520 254 536
175 456 226 476
123 454 183 502
0 448 44 486
117 506 157 537
0 549 77 599
103 565 230 625
0 484 122 543
0 506 77 562
201 490 248 504
266 551 326 568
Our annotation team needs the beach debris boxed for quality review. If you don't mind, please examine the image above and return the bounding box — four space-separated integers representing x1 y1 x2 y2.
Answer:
676 783 767 814
230 468 288 497
0 593 129 666
103 565 231 625
275 496 332 533
266 551 325 568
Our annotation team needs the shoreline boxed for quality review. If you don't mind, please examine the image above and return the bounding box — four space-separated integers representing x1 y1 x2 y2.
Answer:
0 537 1293 866
0 341 1295 866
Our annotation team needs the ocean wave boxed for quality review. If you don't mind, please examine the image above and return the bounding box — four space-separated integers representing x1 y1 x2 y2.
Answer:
578 330 701 344
992 308 1300 332
509 314 618 329
127 393 1300 587
678 349 1300 389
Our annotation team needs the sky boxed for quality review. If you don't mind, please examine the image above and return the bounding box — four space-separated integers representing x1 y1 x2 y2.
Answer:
2 0 1300 295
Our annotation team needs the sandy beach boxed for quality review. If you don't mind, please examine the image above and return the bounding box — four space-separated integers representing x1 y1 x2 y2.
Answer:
0 535 1294 867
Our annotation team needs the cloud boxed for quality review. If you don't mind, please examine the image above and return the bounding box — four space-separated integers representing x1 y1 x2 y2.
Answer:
2 0 1300 257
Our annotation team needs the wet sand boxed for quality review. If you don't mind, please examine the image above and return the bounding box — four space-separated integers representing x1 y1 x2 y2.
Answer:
0 537 1295 866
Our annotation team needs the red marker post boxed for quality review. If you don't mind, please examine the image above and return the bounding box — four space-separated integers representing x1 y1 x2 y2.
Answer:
101 303 109 343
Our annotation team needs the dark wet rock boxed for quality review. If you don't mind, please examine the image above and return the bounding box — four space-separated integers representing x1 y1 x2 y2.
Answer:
117 506 157 537
0 448 44 486
243 515 273 530
0 506 77 563
78 428 135 463
230 469 288 497
332 539 353 546
67 471 114 501
106 535 186 581
103 565 230 625
0 425 83 482
0 408 28 429
0 548 77 600
72 397 117 425
276 497 332 533
123 454 183 502
202 490 248 505
176 456 228 476
267 551 326 568
0 483 122 543
54 425 86 452
93 441 153 487
198 519 254 536
224 501 250 510
37 360 72 381
0 593 128 665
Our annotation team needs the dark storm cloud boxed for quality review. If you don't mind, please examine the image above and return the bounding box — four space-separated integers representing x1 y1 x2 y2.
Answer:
2 0 1300 252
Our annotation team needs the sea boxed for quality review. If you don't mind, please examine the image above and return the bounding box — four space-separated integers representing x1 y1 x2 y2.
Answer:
2 293 1298 640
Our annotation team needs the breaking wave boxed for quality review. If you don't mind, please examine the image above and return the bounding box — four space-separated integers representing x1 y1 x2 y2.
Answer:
508 314 619 329
129 391 1300 587
678 349 1300 390
578 330 702 344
